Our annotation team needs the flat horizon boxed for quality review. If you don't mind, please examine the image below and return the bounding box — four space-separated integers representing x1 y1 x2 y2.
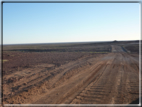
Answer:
2 40 140 46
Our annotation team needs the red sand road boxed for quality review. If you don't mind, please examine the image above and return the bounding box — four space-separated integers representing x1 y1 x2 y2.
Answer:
3 45 139 104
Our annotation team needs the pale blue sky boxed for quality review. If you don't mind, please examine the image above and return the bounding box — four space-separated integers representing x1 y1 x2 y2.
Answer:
3 2 140 44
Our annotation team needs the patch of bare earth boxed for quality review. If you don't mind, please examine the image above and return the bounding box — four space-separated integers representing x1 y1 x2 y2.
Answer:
3 52 104 104
2 45 140 104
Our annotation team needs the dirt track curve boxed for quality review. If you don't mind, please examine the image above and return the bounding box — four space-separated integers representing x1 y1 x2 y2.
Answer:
34 45 139 104
3 45 139 104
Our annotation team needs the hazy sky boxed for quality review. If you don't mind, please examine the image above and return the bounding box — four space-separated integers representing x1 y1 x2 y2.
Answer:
3 2 140 44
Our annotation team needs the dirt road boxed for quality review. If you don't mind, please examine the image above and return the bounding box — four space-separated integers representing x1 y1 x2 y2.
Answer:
34 45 139 104
3 45 139 104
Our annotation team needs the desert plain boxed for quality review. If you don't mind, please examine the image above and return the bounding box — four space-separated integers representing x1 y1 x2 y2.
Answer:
1 40 141 104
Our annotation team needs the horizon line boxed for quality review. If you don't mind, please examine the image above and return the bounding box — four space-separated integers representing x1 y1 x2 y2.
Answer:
2 40 140 45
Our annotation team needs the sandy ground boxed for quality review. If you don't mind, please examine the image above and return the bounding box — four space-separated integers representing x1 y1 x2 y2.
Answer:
2 45 140 104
